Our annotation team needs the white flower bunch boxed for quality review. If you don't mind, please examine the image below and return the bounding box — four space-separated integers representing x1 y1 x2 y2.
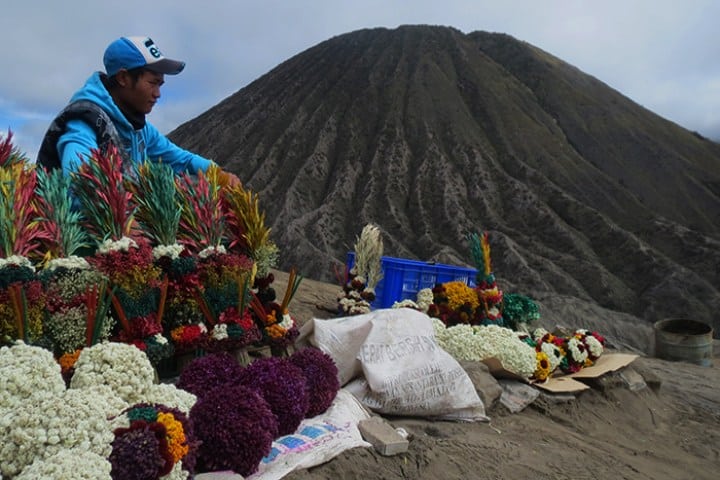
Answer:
567 337 589 365
70 342 155 404
44 255 91 272
142 384 197 414
211 323 229 340
0 342 65 411
0 255 35 271
279 312 294 330
584 333 604 358
415 288 434 313
539 341 563 372
14 448 112 480
152 243 185 260
162 462 191 480
392 299 420 309
432 321 536 378
198 245 226 258
44 306 95 354
532 327 549 342
97 236 138 254
338 297 371 315
0 387 118 478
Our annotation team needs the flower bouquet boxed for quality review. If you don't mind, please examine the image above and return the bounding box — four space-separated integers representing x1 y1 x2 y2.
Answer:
175 168 262 354
520 327 607 379
0 148 49 347
73 145 173 366
468 231 505 326
109 402 198 480
128 161 209 359
249 268 302 355
193 247 262 352
337 224 383 315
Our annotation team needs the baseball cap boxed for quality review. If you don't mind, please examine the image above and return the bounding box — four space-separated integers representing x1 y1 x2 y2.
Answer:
103 36 185 76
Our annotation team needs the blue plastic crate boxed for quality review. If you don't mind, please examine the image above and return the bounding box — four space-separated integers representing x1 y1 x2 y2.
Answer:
346 252 477 309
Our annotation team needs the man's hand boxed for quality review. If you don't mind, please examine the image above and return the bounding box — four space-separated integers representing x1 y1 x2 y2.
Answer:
216 169 241 188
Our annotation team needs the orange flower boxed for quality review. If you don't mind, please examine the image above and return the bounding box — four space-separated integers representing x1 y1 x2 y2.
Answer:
157 412 189 463
266 323 286 339
58 349 82 373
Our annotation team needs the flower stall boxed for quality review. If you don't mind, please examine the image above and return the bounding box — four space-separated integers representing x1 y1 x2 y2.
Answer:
1 130 346 479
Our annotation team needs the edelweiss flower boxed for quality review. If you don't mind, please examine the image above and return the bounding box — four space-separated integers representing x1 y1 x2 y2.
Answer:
433 322 536 378
152 243 185 260
198 245 226 258
278 312 294 330
14 448 112 480
97 236 138 254
0 387 119 477
70 342 156 404
0 342 65 411
211 323 229 340
392 299 420 309
415 288 434 312
0 254 35 271
45 255 91 271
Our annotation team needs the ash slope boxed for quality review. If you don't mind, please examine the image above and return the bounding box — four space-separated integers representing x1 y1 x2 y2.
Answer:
169 25 720 335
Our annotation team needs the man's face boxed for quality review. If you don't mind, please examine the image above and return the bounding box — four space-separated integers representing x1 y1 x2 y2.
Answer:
117 69 165 115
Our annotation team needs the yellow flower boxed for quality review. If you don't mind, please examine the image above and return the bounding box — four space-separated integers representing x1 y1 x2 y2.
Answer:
266 323 286 339
157 412 189 463
443 281 479 311
534 351 552 381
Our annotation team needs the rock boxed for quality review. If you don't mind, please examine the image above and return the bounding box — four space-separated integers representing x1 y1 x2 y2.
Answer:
358 417 410 456
459 360 503 409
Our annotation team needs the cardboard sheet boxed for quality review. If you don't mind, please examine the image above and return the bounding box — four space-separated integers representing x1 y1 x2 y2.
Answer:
533 353 639 393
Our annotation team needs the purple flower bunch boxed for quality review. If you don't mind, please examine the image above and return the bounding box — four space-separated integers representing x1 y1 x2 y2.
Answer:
289 347 341 417
236 356 309 436
191 384 278 476
176 351 244 398
109 403 198 480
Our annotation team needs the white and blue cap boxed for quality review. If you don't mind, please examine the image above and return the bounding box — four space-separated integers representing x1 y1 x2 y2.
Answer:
103 36 185 76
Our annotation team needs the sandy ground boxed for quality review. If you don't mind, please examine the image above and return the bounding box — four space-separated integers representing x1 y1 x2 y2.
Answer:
273 270 720 480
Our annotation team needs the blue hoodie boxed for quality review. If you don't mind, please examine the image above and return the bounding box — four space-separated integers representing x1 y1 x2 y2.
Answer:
57 72 213 176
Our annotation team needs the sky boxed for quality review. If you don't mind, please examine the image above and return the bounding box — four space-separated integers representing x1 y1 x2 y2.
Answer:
1 0 719 161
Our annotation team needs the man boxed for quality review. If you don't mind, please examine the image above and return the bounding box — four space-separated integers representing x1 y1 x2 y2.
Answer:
37 36 238 184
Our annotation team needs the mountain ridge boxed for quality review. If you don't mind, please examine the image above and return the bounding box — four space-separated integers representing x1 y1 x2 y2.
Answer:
169 25 720 338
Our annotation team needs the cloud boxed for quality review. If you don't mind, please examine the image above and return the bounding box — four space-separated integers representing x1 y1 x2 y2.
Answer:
2 0 719 159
